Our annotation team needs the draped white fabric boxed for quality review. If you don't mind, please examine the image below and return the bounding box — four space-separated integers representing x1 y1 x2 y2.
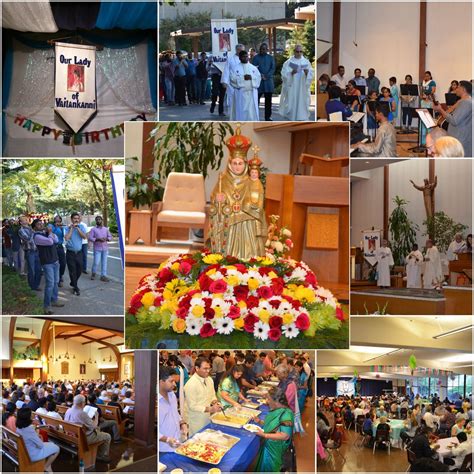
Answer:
4 40 156 157
2 1 58 33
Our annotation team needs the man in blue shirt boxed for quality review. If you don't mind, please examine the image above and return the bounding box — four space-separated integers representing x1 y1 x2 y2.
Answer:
352 68 367 90
49 215 66 287
65 212 88 296
186 52 197 104
173 51 188 106
366 68 380 94
252 43 276 121
325 86 353 120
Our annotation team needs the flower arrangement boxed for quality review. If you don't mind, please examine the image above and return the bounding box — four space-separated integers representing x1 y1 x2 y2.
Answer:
265 215 294 257
128 251 346 343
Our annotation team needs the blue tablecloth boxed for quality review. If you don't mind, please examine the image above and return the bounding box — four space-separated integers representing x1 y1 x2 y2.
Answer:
160 405 269 472
373 419 406 443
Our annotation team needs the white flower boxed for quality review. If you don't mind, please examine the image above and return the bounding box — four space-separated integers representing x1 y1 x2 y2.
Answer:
282 323 300 339
271 241 284 253
186 317 204 336
288 267 308 281
215 317 235 335
275 301 293 316
282 229 292 237
190 296 204 306
253 321 270 341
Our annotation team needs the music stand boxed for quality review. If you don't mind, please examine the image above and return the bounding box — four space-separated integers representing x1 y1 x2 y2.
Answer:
398 84 419 135
409 108 436 153
445 93 459 106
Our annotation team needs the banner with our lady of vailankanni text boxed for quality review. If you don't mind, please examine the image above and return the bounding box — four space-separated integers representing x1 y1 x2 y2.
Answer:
210 19 238 73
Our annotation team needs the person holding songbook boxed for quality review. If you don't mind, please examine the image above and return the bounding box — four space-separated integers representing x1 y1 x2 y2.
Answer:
400 75 418 131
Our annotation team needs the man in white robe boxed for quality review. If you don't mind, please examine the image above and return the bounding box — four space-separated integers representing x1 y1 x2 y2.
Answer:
447 233 466 261
375 239 394 288
229 50 261 121
423 239 444 289
221 44 244 111
279 45 314 121
405 243 423 288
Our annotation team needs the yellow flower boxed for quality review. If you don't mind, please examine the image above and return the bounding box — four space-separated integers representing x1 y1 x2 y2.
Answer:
163 279 189 300
282 313 294 325
203 254 224 264
191 305 205 317
141 292 155 308
226 275 240 287
268 271 277 279
234 317 245 330
207 268 217 276
260 257 274 266
171 262 180 271
294 286 316 302
225 265 237 271
172 318 186 333
238 300 247 309
248 277 259 291
214 306 223 318
258 309 270 324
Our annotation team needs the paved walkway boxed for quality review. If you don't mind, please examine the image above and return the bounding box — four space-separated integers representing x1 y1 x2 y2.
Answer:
159 95 315 122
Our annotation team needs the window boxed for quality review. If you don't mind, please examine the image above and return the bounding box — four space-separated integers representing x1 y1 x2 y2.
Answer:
448 374 465 400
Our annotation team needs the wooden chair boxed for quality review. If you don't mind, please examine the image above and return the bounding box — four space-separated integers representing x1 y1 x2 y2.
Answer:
34 413 103 470
324 429 346 464
1 426 45 472
151 172 207 245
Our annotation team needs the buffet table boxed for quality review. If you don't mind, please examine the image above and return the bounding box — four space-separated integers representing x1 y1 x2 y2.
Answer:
160 405 270 472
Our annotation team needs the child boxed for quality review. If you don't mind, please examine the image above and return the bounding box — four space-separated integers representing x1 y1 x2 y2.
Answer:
366 90 379 140
248 156 267 240
400 75 418 131
389 77 399 125
380 87 396 123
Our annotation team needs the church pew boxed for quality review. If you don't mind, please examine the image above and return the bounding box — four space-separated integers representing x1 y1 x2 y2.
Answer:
102 404 127 436
1 426 46 472
56 405 69 416
33 413 103 470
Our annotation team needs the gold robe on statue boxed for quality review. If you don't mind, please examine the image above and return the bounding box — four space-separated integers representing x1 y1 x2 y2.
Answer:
209 162 267 259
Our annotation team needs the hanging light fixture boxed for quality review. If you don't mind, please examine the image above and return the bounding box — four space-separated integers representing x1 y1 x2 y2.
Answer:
30 320 36 338
64 340 70 360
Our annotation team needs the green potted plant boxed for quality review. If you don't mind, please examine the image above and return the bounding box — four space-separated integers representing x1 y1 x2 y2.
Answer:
388 196 419 265
126 157 164 209
423 212 468 254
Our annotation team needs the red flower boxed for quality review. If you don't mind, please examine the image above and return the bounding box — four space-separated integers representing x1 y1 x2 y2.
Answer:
225 256 239 264
200 323 217 338
158 267 175 284
247 295 260 309
305 272 317 286
258 267 273 276
204 306 216 320
285 239 293 248
209 279 228 294
336 306 345 321
198 273 212 292
228 305 241 319
176 306 188 318
154 296 163 307
271 278 284 296
244 313 259 333
295 313 310 330
234 263 247 273
269 316 283 329
257 286 273 299
234 285 249 302
269 299 281 309
129 293 143 312
179 261 193 275
268 327 282 342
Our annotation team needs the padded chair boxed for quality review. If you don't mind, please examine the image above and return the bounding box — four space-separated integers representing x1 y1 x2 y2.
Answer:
324 428 346 465
355 415 365 434
151 172 207 245
373 424 391 455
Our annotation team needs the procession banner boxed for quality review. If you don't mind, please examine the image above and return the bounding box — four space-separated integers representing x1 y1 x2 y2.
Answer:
111 165 125 269
362 229 381 266
54 42 97 133
210 19 238 73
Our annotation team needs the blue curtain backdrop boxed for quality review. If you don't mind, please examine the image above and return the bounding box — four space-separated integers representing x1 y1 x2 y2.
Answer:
317 378 394 396
95 2 157 30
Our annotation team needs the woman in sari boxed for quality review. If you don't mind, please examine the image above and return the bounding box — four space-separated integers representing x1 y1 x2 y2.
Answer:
275 364 304 433
217 365 250 409
253 387 295 472
295 360 308 414
209 127 267 259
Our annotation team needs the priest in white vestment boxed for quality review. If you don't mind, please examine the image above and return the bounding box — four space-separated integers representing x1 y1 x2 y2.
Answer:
279 45 314 121
221 44 244 111
229 50 261 121
447 233 466 261
405 244 423 288
423 240 444 289
375 240 394 287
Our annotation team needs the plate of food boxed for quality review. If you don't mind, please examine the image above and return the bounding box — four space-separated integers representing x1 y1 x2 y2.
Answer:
210 412 250 428
195 430 240 449
242 401 260 410
158 462 167 472
243 423 263 434
175 441 229 465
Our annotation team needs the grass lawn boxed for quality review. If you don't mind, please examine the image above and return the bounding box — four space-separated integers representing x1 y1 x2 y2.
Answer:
2 266 43 315
125 315 349 350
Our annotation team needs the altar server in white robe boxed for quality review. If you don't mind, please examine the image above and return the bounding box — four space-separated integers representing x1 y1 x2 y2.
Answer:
423 239 444 289
279 45 314 121
447 233 466 261
405 243 423 288
229 50 261 121
221 44 244 110
375 240 394 288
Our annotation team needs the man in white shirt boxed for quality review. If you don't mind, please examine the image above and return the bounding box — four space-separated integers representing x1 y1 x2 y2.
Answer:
447 233 466 261
406 244 423 288
375 239 394 288
449 432 471 469
423 239 444 289
122 390 134 404
183 357 222 435
229 50 261 121
353 403 365 420
221 43 245 110
423 405 440 430
331 65 347 89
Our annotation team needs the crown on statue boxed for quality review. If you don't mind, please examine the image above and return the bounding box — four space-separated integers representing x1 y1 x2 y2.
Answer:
226 124 252 159
248 145 262 169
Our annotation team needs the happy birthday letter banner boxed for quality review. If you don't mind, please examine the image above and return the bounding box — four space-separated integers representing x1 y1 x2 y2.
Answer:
211 19 238 73
54 42 97 133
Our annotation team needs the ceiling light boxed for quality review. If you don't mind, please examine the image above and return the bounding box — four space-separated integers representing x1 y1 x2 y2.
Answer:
439 354 474 364
433 325 473 339
350 345 398 354
364 349 402 363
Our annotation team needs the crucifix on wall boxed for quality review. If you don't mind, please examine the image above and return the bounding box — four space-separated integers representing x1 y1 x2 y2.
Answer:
410 176 437 219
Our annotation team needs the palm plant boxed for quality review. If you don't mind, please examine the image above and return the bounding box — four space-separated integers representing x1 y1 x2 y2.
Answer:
388 196 418 265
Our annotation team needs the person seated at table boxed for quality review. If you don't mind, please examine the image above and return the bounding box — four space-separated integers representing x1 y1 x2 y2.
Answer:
423 405 440 431
45 401 62 420
439 406 456 434
317 412 330 439
401 410 419 447
363 413 375 439
343 404 354 428
410 457 449 472
411 426 440 461
390 401 399 418
325 85 353 120
353 402 365 420
215 365 249 409
434 402 446 418
2 401 17 431
443 432 472 469
16 407 60 473
253 387 295 473
376 403 388 419
451 413 466 436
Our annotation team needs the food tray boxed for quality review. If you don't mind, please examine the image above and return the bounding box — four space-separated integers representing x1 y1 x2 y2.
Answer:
246 388 270 397
242 401 260 409
195 429 240 449
261 381 279 387
210 412 251 428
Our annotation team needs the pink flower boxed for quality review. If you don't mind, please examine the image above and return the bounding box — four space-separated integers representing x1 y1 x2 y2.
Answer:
209 279 227 294
228 305 241 319
268 327 282 342
336 307 345 321
257 286 273 300
179 261 192 275
200 323 217 338
285 239 293 248
295 313 310 330
269 316 283 329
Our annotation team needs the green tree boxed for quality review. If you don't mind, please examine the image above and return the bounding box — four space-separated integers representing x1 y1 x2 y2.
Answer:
423 212 469 254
